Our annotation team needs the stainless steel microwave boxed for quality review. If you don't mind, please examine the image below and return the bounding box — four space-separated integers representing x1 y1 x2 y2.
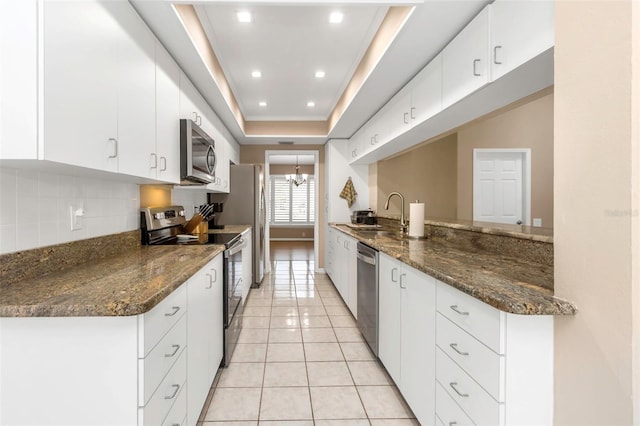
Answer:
180 119 216 185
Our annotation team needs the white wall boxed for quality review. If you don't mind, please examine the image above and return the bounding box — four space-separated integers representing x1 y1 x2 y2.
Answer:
171 188 208 219
0 167 139 254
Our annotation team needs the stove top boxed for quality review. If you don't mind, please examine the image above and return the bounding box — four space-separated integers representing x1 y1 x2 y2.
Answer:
140 205 241 248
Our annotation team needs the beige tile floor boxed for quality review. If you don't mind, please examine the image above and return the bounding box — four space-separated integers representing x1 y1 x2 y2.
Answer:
199 255 419 425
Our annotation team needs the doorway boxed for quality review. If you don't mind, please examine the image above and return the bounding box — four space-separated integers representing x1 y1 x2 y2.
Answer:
473 149 531 225
264 150 320 273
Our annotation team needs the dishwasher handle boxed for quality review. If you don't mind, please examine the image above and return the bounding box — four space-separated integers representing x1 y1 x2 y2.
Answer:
357 251 377 266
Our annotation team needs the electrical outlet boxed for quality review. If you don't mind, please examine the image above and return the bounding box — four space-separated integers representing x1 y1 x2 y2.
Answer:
533 218 542 227
69 203 85 231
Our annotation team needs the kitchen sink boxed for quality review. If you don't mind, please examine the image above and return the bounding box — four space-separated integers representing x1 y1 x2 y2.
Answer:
354 230 396 239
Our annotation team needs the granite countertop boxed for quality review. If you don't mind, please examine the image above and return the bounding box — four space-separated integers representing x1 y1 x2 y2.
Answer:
332 224 576 316
208 225 252 235
0 245 224 317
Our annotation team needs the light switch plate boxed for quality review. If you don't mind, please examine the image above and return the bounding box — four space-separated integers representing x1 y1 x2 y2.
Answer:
533 218 542 227
69 203 84 231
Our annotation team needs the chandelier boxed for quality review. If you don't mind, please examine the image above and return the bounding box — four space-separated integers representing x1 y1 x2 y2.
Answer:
286 156 308 187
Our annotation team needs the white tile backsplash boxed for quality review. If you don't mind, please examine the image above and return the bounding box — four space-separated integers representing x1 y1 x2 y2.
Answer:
0 167 139 254
171 187 208 219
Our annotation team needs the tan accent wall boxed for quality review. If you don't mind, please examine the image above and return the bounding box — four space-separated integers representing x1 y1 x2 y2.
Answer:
457 91 554 227
555 1 639 424
270 227 314 240
374 135 457 219
241 145 325 268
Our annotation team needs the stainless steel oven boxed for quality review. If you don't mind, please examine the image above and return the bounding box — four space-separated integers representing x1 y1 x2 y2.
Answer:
223 235 247 366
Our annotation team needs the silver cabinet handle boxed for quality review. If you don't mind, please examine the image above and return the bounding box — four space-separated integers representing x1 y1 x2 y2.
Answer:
164 384 180 400
192 111 198 122
160 156 167 171
374 134 378 143
449 343 469 356
410 107 416 120
211 268 218 283
399 273 406 289
197 115 202 126
370 137 375 145
493 45 502 64
450 305 469 316
403 112 409 124
391 268 398 283
165 306 180 317
150 153 157 169
164 344 180 358
205 273 213 289
449 422 457 426
473 59 481 76
449 382 469 397
107 138 118 158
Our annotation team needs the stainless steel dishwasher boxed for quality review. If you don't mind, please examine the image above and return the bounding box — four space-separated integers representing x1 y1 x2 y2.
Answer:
356 242 379 356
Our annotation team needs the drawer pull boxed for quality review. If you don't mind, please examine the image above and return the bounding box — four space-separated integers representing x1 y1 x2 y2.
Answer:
450 305 469 316
164 384 180 400
449 343 469 356
449 382 469 398
206 273 213 289
165 344 180 358
391 268 398 283
449 423 457 426
165 306 181 317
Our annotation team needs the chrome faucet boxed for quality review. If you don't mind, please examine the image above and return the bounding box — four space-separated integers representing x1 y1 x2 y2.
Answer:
384 191 407 235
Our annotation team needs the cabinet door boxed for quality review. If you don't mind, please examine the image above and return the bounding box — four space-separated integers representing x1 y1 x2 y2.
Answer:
345 236 358 318
400 265 436 426
410 54 442 124
43 0 119 172
155 42 181 184
115 3 156 179
179 72 201 123
490 0 554 81
187 258 220 426
378 254 401 384
207 255 224 378
381 85 412 143
442 6 490 109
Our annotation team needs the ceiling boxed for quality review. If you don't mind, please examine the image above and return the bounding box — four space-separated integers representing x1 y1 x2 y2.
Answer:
195 4 388 121
268 154 315 165
131 1 491 145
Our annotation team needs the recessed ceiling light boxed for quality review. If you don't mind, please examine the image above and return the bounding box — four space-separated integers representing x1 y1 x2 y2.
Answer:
315 70 326 78
329 12 343 24
251 70 262 78
307 101 316 108
259 101 267 107
237 11 252 23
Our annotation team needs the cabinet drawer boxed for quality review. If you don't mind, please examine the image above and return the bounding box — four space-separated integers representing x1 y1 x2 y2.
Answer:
436 281 505 354
139 283 187 357
139 314 187 406
436 348 504 425
435 381 475 426
161 379 187 426
140 349 187 426
436 313 505 401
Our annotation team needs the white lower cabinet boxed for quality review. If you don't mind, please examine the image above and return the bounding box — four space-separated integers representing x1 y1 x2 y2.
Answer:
378 252 436 425
0 253 224 426
187 254 224 426
330 232 357 318
435 281 553 426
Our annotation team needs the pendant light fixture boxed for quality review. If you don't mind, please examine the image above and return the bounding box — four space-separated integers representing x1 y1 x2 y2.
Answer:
286 156 308 187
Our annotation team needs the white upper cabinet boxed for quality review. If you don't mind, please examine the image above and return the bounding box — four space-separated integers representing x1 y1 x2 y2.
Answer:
155 42 181 184
43 0 120 173
410 54 443 124
115 3 157 180
489 0 554 81
442 5 490 109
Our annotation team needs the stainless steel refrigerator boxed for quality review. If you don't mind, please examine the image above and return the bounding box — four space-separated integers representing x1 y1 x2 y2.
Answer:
209 164 265 287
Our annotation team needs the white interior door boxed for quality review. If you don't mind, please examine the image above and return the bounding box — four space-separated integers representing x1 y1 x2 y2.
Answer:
473 149 530 225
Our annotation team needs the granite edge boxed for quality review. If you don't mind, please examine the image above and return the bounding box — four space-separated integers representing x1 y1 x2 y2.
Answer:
331 224 576 316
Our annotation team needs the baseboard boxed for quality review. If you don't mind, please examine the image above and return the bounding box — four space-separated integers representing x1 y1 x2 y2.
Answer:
270 238 315 242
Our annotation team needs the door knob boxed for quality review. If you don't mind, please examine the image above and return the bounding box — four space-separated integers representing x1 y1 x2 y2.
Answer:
516 220 522 225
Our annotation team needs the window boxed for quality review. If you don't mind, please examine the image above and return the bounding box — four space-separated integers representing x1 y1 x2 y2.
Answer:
270 175 315 225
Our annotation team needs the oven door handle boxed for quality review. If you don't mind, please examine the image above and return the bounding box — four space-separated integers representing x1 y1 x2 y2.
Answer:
226 238 248 257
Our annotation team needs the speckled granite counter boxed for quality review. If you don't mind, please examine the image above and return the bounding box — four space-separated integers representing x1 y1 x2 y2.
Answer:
208 225 251 235
0 245 224 317
332 224 576 316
